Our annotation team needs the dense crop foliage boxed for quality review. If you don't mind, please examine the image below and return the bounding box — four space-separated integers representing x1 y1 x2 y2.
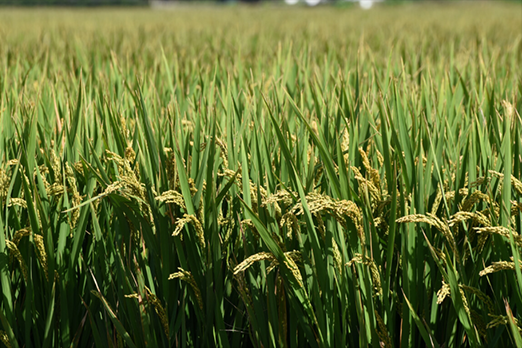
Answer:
0 5 521 347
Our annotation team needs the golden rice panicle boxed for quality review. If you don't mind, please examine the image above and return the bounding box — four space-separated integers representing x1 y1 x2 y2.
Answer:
197 196 205 224
487 170 522 195
72 161 84 176
461 190 490 212
448 211 475 227
168 268 203 310
12 228 31 245
219 216 235 246
6 240 28 282
372 217 387 235
181 118 194 132
103 181 125 195
285 250 302 264
313 163 324 187
104 150 127 174
266 260 279 274
188 177 198 196
155 190 186 209
350 165 363 182
470 176 490 188
369 261 382 297
240 219 255 231
46 182 65 197
489 170 503 180
49 146 62 183
512 201 522 216
374 310 393 348
163 148 178 189
250 180 267 201
280 212 300 239
37 162 50 178
289 192 333 216
459 286 472 318
34 234 49 281
284 256 304 288
255 250 304 275
172 215 191 236
459 187 469 197
436 280 451 304
475 211 491 227
448 211 490 228
442 190 455 206
105 150 148 203
126 146 140 178
124 293 140 299
479 260 522 276
475 233 490 255
426 213 458 256
341 130 349 164
351 166 380 202
358 147 381 193
0 168 10 200
65 163 82 228
332 199 362 226
510 175 522 196
333 199 365 245
8 198 27 209
145 287 170 337
502 99 520 130
332 238 343 276
215 136 229 169
263 189 296 207
397 213 458 259
0 330 11 348
346 253 363 267
124 145 136 163
475 226 522 247
233 252 275 274
173 214 205 248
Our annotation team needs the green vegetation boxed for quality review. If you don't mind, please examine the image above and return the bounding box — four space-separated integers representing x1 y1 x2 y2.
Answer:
0 5 521 347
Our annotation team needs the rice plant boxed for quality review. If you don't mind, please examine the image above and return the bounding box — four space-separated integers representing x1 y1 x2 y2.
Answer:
0 4 521 347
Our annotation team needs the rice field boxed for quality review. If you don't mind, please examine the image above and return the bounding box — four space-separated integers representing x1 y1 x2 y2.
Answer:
0 4 521 347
